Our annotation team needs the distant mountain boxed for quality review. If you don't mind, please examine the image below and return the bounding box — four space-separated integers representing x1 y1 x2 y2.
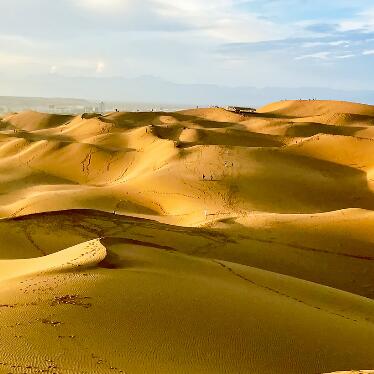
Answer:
0 74 373 108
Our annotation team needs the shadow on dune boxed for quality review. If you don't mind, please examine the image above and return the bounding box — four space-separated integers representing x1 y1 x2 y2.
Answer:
220 150 374 213
98 237 177 269
1 208 374 299
2 130 75 143
285 123 367 137
177 128 283 148
104 111 168 128
1 111 73 131
150 125 184 141
102 111 234 130
172 113 237 128
246 112 297 119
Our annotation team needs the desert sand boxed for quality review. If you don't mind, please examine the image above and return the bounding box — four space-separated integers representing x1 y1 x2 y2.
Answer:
0 100 373 373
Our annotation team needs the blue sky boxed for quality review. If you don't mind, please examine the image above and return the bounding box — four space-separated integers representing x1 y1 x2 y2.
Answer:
0 0 374 90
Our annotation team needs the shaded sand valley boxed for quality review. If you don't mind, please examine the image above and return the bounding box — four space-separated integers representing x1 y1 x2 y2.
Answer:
0 100 374 373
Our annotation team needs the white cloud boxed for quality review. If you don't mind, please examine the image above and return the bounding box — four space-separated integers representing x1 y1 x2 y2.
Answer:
50 65 58 74
153 0 288 43
339 7 374 32
329 40 350 46
0 34 36 46
0 50 102 76
0 52 38 65
336 54 355 59
295 52 331 60
96 61 105 73
296 51 356 61
0 0 373 90
302 40 350 48
73 0 130 13
363 49 374 55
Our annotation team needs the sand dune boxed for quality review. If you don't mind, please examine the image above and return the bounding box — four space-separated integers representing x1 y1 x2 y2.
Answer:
0 238 105 282
258 100 374 117
0 100 373 373
2 110 73 131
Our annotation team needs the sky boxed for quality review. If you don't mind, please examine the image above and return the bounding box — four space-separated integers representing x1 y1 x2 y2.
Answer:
0 0 374 91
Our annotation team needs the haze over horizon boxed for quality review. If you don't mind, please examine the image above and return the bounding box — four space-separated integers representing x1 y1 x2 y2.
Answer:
1 0 374 104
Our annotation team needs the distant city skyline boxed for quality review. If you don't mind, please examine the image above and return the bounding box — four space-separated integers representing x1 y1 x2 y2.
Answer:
1 1 374 99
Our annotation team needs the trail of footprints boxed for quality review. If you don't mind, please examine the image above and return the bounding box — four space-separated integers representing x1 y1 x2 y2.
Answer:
0 358 58 374
18 240 101 290
213 259 373 325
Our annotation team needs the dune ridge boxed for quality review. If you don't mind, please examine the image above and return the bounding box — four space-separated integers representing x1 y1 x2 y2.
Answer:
0 100 373 373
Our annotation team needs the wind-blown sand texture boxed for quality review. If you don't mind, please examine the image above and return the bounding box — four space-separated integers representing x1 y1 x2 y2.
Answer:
0 100 373 373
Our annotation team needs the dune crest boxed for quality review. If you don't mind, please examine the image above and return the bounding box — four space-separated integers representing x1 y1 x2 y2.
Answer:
0 239 106 282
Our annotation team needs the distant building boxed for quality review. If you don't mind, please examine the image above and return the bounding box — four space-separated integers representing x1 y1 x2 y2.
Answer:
226 106 256 114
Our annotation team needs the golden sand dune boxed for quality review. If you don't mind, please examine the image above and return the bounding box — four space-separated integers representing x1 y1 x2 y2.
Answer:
0 238 106 282
0 100 373 373
2 110 73 131
258 100 374 117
